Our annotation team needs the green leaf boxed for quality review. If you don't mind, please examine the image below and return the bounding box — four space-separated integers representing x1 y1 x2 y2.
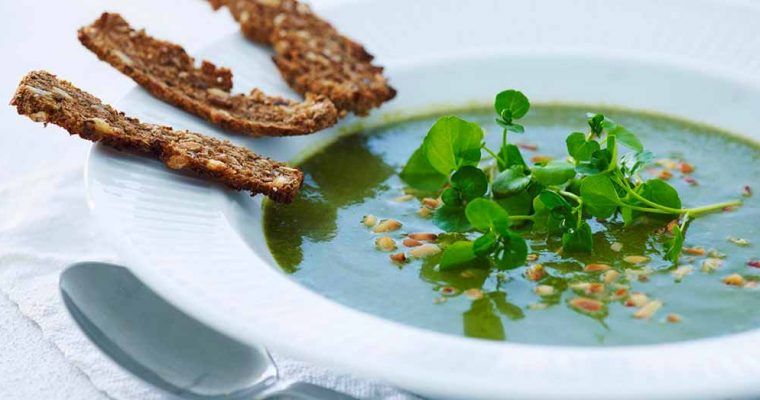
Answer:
620 205 636 226
608 125 643 152
532 195 565 233
665 224 685 264
601 118 617 130
497 143 527 171
563 180 582 198
473 232 498 256
435 232 469 248
511 124 525 133
495 190 534 216
538 190 572 215
566 132 600 162
562 221 593 253
580 175 620 218
450 166 488 201
441 187 463 207
531 160 577 186
423 116 484 175
495 120 525 133
400 146 448 191
492 166 531 196
439 241 478 270
465 198 510 233
576 147 613 175
620 150 654 177
494 90 530 122
497 232 528 270
640 179 682 211
618 180 681 225
587 113 606 136
433 205 471 232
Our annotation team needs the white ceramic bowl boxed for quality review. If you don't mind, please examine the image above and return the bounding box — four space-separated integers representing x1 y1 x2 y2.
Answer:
86 1 760 398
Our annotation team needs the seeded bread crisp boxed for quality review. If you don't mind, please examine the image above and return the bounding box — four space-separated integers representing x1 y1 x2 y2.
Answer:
78 13 338 137
210 0 396 116
10 71 303 203
209 0 285 45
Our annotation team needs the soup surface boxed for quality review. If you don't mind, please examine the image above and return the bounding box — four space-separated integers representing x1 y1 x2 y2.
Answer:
264 105 760 346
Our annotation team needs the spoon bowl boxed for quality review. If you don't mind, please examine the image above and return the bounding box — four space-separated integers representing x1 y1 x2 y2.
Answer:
59 261 357 399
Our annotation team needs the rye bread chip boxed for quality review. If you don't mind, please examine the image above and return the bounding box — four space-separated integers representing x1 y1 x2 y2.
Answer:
210 0 396 115
11 70 303 203
79 12 338 137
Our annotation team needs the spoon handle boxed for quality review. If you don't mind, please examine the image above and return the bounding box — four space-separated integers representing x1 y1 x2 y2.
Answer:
258 380 360 400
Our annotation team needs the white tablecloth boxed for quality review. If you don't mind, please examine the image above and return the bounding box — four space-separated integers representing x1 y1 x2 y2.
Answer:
0 1 414 398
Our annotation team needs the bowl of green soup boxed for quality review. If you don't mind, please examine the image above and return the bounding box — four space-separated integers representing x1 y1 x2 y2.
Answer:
87 0 760 398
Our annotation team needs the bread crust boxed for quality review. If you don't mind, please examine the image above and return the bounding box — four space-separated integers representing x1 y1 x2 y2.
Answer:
211 0 396 116
10 71 303 203
78 12 338 137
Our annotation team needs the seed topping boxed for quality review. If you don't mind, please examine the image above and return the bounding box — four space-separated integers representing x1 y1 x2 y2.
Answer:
702 258 723 273
684 247 706 256
361 214 377 227
633 300 662 319
623 255 650 265
728 237 751 247
410 243 441 258
402 238 422 247
743 185 752 197
440 286 459 296
373 219 402 233
525 264 545 281
723 274 745 287
464 288 485 300
569 297 604 313
375 236 396 252
666 313 682 323
535 285 555 296
584 263 610 272
389 252 407 263
671 265 693 281
625 292 649 308
603 270 620 284
408 232 438 241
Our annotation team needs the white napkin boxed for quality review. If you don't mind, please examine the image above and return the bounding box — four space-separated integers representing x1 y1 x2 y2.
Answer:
0 141 417 400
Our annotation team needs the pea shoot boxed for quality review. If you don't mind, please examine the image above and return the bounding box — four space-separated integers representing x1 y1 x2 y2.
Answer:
400 89 743 271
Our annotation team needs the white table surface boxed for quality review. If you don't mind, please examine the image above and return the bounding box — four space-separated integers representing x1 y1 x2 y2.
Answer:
0 1 414 399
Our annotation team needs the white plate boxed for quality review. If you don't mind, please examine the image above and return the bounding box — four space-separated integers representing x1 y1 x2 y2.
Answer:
86 1 760 398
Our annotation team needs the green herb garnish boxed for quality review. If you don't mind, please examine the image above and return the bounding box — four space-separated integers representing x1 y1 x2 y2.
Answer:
401 89 743 270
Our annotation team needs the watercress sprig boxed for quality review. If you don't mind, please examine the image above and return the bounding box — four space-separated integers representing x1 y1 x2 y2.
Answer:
400 89 743 271
490 90 530 171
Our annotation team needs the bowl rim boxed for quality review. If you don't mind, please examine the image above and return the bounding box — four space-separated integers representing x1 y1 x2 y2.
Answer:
84 1 760 398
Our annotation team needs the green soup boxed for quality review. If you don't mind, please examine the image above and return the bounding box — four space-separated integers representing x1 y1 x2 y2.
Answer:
263 105 760 346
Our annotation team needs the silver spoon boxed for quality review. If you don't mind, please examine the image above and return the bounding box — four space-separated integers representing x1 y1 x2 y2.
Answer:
59 261 359 400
